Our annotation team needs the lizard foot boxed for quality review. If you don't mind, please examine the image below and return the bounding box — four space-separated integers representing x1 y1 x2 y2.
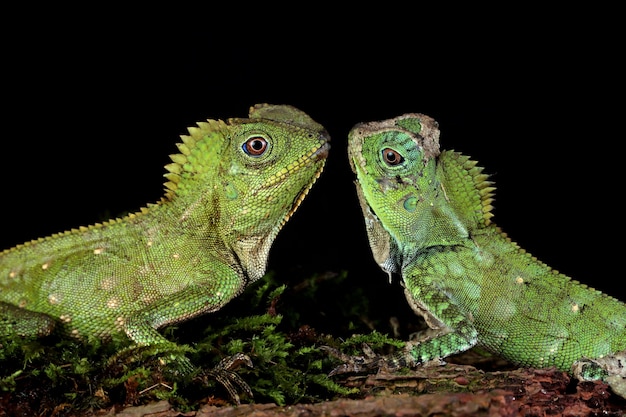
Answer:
197 353 254 405
572 353 626 399
107 343 196 377
320 343 383 376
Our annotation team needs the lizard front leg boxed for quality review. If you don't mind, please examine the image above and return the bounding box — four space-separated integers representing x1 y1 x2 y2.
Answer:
109 266 254 403
325 261 478 375
395 279 479 369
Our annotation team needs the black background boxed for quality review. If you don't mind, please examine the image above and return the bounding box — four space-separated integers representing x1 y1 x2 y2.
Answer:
2 10 623 311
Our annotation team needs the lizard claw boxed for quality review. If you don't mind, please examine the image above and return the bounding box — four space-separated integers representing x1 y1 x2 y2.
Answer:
198 353 254 405
320 344 382 376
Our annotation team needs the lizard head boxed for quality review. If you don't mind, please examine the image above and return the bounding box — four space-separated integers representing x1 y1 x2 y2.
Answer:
348 113 496 275
165 104 330 281
347 114 442 274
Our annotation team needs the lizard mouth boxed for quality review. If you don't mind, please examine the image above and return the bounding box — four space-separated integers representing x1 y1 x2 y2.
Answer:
313 139 331 160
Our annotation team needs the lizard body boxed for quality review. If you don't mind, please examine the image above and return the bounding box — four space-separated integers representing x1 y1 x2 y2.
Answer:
340 113 626 396
0 104 330 383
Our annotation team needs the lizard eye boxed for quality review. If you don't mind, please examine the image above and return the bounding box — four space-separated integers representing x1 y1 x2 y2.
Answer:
242 136 269 156
382 148 404 166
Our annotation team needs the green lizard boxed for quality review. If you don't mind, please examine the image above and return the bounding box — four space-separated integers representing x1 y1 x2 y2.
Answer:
330 113 626 397
0 103 330 401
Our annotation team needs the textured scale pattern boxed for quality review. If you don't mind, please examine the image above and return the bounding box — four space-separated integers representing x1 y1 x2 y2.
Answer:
344 113 626 397
0 104 330 371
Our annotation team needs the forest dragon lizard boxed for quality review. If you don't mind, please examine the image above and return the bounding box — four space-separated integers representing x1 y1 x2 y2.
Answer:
328 113 626 398
0 103 330 402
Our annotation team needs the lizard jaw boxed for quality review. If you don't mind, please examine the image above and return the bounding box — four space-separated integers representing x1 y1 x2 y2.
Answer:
280 140 330 228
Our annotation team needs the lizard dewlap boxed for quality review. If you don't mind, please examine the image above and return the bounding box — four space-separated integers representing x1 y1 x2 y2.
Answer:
332 112 626 398
0 103 330 402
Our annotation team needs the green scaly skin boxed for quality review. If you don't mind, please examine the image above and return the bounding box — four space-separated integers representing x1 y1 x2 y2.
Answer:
0 104 330 400
339 113 626 397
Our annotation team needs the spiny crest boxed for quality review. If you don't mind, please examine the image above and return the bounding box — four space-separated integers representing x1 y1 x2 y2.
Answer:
444 152 496 227
1 119 232 257
496 226 573 280
458 154 496 226
1 120 233 257
163 118 229 200
0 216 126 256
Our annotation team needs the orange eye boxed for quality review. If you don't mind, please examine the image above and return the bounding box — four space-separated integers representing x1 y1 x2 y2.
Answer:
382 148 403 166
243 136 268 156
